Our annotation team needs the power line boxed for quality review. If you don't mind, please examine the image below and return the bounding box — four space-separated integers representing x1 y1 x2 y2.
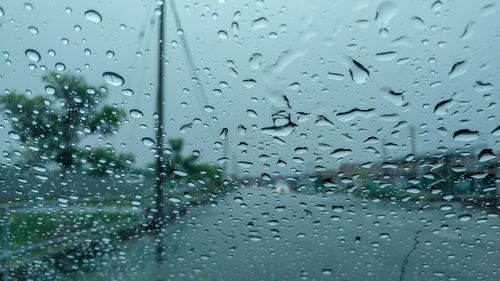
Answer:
168 0 221 140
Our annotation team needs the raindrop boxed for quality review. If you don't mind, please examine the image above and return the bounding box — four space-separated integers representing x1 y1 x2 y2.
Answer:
375 51 397 61
217 30 228 39
55 62 65 71
33 164 47 173
405 186 420 194
410 16 425 30
25 49 41 61
142 137 155 146
249 53 263 70
251 17 268 30
379 233 390 239
478 149 496 162
45 86 55 95
247 109 257 118
380 87 404 106
375 1 398 27
491 125 500 136
331 149 352 158
243 79 257 89
85 10 102 23
220 128 228 139
480 4 497 17
173 170 188 177
453 129 479 142
121 89 134 96
322 269 333 276
169 197 181 203
238 161 253 168
460 22 476 39
8 131 21 140
434 98 453 115
473 81 493 93
129 109 143 118
448 60 467 78
327 72 345 80
28 26 39 34
459 214 471 222
336 108 375 122
431 1 443 12
204 106 214 113
349 59 369 84
261 122 297 137
103 71 124 86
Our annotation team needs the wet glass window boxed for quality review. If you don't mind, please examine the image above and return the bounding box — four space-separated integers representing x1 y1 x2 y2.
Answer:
0 0 499 280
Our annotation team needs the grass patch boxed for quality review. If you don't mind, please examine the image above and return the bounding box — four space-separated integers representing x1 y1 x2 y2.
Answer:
2 212 138 251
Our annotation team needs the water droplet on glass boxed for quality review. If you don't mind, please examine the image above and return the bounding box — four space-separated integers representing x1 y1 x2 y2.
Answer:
459 214 471 222
129 109 143 118
448 60 467 78
249 53 263 70
121 89 134 96
103 71 124 86
405 186 421 194
331 148 352 158
9 131 21 140
28 26 39 34
375 1 398 27
45 86 55 95
491 125 500 136
251 17 268 31
220 128 228 139
85 10 102 23
349 59 369 84
322 269 333 276
204 106 214 113
237 161 253 168
142 137 155 146
453 129 479 142
434 98 453 115
478 149 496 162
25 49 40 61
375 51 397 61
247 109 257 118
55 62 66 71
243 79 257 89
217 30 228 39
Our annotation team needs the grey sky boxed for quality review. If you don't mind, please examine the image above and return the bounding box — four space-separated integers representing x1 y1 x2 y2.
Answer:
0 0 499 177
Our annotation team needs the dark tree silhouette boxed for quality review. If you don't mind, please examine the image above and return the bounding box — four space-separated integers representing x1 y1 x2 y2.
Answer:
0 71 134 188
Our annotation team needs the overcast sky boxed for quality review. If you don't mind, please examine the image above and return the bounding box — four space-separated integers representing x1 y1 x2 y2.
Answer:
1 0 499 177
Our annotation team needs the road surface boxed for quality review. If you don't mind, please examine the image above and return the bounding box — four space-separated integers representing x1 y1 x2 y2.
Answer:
21 187 500 281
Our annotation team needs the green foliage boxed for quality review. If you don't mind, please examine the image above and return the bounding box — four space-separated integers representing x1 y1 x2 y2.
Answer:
0 71 133 175
152 138 221 187
78 147 135 176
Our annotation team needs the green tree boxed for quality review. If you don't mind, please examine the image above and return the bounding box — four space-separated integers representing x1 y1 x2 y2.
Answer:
153 138 221 188
0 71 134 189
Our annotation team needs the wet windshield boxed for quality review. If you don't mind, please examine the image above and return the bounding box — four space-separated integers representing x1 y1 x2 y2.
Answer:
0 1 499 280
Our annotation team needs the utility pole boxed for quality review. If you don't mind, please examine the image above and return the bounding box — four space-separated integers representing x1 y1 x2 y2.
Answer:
232 152 239 180
154 0 166 272
381 138 387 162
222 135 229 182
409 125 416 158
154 0 165 230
